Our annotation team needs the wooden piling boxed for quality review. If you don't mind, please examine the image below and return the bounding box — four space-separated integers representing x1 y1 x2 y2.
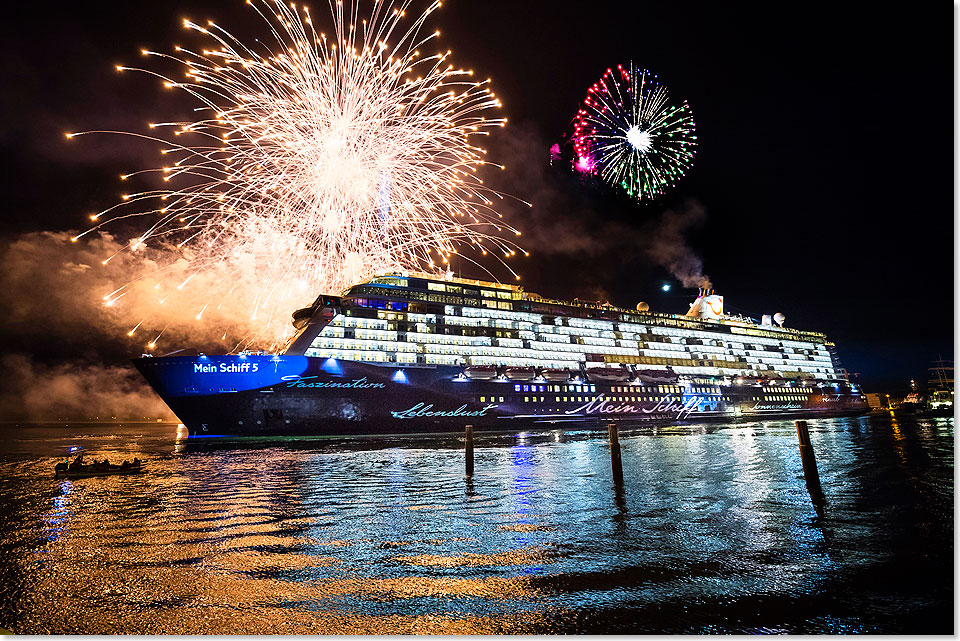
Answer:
464 424 474 477
795 420 826 513
608 422 624 486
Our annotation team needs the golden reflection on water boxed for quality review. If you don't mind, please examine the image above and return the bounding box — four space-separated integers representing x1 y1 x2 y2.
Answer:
21 505 568 633
9 448 575 634
889 412 908 465
2 416 953 634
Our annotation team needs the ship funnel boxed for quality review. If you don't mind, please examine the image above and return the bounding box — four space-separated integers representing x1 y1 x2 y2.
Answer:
686 290 724 319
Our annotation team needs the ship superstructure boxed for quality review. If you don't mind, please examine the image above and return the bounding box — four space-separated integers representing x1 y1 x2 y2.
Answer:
134 272 867 435
287 274 846 382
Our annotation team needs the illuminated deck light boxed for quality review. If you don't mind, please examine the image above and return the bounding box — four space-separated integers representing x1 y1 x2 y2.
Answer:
321 358 342 375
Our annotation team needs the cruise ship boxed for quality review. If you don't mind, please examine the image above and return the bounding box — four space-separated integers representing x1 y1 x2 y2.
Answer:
134 273 868 435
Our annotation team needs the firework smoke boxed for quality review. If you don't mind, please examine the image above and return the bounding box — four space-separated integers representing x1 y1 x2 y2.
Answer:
0 354 174 422
644 200 711 290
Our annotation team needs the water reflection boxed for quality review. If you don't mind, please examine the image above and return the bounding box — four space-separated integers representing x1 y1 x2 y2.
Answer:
40 481 73 545
0 414 952 634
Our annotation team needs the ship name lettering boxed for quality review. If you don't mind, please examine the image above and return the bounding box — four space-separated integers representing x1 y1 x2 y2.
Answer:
752 402 803 410
193 362 259 373
391 402 498 419
566 395 701 419
281 375 385 389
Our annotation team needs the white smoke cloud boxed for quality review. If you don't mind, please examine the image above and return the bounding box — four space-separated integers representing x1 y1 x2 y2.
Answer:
1 230 301 353
0 353 174 421
0 230 306 420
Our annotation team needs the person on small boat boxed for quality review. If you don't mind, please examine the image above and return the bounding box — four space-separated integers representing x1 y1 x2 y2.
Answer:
69 453 84 471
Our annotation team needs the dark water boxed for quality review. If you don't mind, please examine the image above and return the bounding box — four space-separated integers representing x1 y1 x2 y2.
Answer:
0 413 952 634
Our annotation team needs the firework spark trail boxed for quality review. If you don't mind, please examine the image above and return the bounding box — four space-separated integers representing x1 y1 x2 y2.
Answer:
572 63 697 201
67 0 524 350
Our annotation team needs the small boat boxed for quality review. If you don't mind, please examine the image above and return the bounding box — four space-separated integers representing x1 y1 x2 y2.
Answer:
504 366 536 381
540 367 571 382
54 448 144 479
636 368 680 384
897 392 921 413
463 365 498 380
586 366 631 382
55 462 144 479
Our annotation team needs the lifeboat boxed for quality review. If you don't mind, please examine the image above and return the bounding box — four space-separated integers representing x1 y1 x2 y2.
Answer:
463 365 498 380
504 366 537 381
586 366 631 382
540 368 571 382
636 368 680 384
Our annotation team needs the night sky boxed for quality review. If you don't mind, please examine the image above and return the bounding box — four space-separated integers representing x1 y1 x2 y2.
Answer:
0 1 952 395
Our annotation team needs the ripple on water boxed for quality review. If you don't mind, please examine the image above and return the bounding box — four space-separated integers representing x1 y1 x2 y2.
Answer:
0 415 952 634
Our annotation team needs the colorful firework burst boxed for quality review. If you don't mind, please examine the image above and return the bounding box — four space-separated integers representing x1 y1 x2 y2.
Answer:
572 63 697 200
67 0 523 349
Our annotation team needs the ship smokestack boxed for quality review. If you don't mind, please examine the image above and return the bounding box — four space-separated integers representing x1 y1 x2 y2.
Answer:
686 288 724 319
